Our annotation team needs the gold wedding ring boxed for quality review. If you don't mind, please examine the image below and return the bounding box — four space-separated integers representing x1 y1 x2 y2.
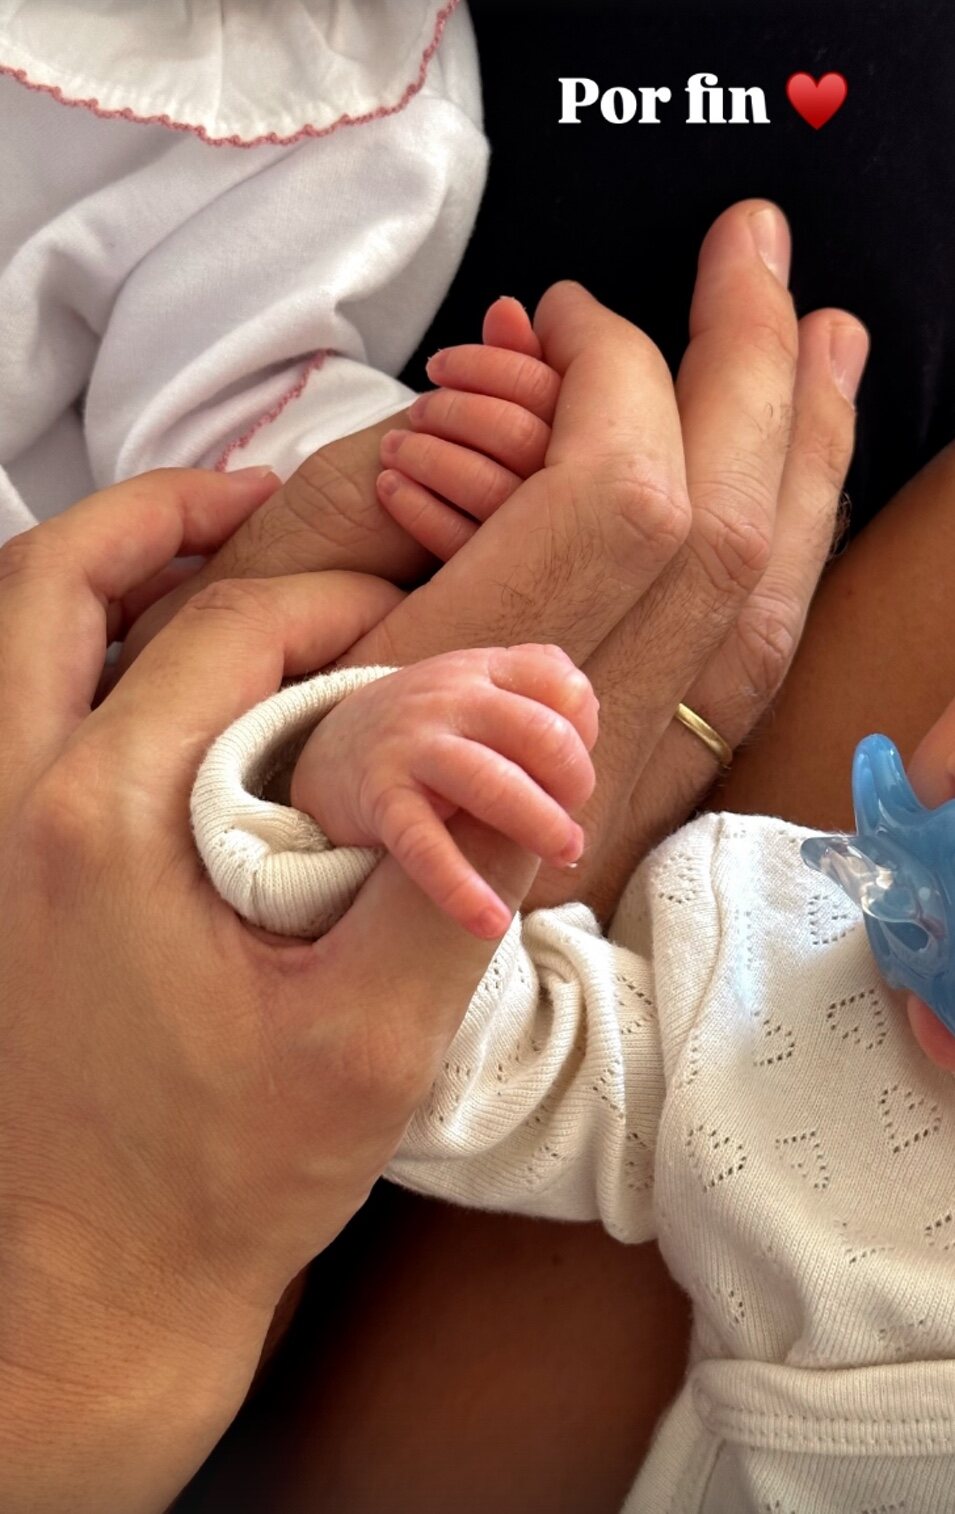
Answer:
675 703 734 771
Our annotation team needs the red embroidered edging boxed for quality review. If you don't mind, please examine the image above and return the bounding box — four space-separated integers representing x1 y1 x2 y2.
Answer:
213 350 330 472
0 0 459 148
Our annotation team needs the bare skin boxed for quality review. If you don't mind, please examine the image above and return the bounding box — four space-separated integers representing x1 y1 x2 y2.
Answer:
174 443 955 1514
163 203 874 1509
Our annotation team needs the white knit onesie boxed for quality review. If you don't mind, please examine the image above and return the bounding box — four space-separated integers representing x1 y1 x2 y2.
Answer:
193 664 955 1514
0 0 486 544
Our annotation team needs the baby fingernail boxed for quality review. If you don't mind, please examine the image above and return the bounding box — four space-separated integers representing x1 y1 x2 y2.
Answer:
749 206 790 286
829 322 869 403
378 470 400 497
559 832 585 867
380 429 406 458
408 395 430 422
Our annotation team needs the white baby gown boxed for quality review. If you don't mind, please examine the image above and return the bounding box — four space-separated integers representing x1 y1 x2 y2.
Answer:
191 662 955 1514
0 0 486 541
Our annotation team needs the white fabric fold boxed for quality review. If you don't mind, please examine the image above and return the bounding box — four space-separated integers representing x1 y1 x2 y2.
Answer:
191 662 396 937
0 1 472 143
0 0 486 541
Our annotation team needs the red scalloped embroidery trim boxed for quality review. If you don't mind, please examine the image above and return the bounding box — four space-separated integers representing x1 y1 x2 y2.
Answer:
214 350 332 471
0 0 459 148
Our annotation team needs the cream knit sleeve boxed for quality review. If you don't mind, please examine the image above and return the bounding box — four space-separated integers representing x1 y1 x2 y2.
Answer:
389 820 724 1241
387 900 668 1243
192 677 724 1244
191 663 398 938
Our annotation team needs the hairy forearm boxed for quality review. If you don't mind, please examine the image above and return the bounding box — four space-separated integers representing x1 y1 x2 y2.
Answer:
118 409 426 674
224 408 427 584
275 408 424 580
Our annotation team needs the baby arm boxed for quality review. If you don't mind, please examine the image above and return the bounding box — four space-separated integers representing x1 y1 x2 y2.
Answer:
290 643 597 939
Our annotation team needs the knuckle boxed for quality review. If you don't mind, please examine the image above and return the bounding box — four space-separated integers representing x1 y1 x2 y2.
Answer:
528 705 575 768
366 777 400 842
507 402 541 453
21 756 111 883
466 453 509 516
597 464 692 565
733 596 799 699
407 432 438 473
794 411 854 493
515 355 556 412
336 1021 434 1114
540 643 569 662
514 642 577 676
274 454 378 563
744 311 800 374
693 489 773 597
388 811 441 871
185 576 274 630
436 389 466 433
467 756 508 816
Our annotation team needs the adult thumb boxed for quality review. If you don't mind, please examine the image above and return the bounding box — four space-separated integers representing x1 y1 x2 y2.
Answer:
321 813 539 1077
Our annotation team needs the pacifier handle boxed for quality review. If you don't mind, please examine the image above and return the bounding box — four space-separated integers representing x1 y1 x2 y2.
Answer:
801 733 955 1030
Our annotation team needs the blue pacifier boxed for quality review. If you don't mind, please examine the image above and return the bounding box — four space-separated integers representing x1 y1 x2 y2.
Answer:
801 733 955 1033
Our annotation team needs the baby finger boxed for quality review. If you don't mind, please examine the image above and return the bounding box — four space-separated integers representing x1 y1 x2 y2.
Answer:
413 738 585 868
407 390 550 479
375 786 514 939
486 644 599 750
377 471 477 562
459 688 597 811
426 345 560 424
379 430 519 522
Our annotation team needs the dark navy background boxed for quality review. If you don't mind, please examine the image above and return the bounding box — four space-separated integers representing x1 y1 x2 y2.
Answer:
401 0 955 536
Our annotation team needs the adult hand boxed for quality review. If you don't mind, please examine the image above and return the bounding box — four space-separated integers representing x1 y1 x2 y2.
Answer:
345 200 868 916
120 199 867 922
0 471 538 1514
116 410 424 671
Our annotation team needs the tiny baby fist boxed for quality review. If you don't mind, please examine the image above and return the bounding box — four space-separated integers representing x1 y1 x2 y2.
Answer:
375 466 479 562
424 341 560 426
408 387 550 481
290 646 596 938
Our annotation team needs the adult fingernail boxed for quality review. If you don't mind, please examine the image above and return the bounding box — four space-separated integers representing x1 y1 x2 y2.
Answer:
224 464 280 487
829 322 869 403
475 905 511 938
749 206 790 286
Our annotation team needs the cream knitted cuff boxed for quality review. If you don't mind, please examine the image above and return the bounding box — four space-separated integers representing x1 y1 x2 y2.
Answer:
190 664 398 938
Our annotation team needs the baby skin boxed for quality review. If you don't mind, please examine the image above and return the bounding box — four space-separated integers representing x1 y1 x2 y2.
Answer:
289 297 579 939
295 290 955 1068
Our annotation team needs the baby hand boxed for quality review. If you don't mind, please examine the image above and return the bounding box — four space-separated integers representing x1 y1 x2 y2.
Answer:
289 644 597 938
376 296 560 561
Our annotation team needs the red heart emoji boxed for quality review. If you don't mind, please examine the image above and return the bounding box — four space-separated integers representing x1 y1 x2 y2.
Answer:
786 71 848 130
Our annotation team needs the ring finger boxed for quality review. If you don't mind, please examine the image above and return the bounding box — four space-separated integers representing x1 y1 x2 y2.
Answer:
690 307 867 754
